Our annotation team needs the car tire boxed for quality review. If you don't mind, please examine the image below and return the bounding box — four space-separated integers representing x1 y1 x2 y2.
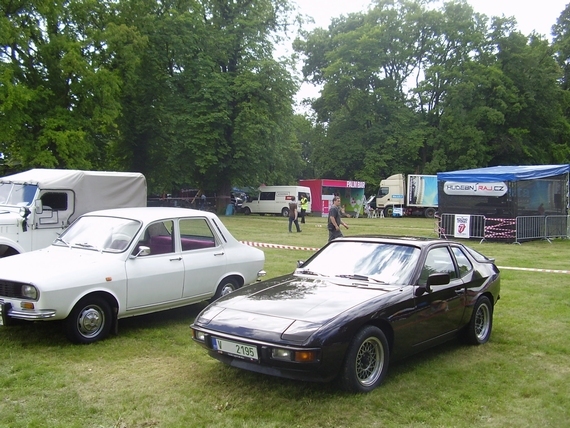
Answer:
464 296 493 345
243 207 251 215
424 207 436 218
212 277 239 301
281 207 289 217
339 325 389 393
65 296 113 344
383 207 393 218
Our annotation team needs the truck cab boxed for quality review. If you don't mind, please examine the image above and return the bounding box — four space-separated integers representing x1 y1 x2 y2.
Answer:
376 174 438 218
0 169 146 257
376 174 406 217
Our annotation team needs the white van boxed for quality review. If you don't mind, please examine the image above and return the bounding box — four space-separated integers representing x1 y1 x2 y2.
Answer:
241 186 311 217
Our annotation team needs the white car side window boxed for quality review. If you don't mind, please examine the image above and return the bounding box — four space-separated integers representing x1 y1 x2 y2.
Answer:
179 218 217 251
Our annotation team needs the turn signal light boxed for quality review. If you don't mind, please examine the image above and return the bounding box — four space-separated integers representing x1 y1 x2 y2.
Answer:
294 351 317 363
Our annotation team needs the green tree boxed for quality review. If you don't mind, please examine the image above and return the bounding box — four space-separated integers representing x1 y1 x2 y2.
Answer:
0 0 143 170
297 0 570 182
111 0 300 204
295 0 429 182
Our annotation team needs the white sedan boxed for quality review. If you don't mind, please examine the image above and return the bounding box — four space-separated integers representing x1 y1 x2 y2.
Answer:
0 207 265 343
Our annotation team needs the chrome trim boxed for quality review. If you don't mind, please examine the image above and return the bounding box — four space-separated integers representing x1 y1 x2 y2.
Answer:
5 305 57 320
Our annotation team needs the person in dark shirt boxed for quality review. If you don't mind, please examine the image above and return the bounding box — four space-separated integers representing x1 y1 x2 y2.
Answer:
328 196 349 241
288 197 302 233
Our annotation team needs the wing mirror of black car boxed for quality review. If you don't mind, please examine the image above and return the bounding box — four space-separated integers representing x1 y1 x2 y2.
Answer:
415 273 450 296
427 272 450 287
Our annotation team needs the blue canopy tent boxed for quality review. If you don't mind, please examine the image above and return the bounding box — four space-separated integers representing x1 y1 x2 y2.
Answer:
436 165 569 241
437 165 570 183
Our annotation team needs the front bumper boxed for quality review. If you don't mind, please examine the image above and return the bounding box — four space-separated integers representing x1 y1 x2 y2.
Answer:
191 326 340 384
0 299 57 324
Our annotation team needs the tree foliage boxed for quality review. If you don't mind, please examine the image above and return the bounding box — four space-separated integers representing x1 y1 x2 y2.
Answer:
295 0 570 186
1 0 300 199
2 0 570 198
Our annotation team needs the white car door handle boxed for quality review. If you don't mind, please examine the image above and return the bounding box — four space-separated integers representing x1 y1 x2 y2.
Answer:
214 252 224 256
169 257 182 261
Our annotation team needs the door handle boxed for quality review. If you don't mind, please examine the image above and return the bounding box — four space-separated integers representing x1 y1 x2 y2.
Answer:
169 257 182 261
214 252 225 256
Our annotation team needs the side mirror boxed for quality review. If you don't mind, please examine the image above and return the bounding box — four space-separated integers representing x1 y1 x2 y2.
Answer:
134 246 151 257
297 260 305 268
415 273 450 296
34 199 43 214
427 272 450 287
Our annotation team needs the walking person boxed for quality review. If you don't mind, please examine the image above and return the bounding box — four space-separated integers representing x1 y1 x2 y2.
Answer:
328 196 349 241
288 196 302 233
299 194 309 224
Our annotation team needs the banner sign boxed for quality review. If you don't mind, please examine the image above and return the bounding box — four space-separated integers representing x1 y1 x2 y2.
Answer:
444 182 508 197
454 215 471 238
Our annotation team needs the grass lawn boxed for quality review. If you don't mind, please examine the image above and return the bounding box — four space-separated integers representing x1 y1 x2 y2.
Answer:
1 214 569 428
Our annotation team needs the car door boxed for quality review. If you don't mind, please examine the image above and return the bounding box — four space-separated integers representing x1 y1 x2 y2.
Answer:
409 245 466 347
125 219 185 309
179 217 227 300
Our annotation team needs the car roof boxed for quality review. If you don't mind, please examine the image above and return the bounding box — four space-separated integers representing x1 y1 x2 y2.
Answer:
337 235 453 248
81 207 219 223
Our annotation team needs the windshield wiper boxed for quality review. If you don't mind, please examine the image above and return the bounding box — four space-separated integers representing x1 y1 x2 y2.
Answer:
54 237 71 248
335 274 386 284
72 242 98 250
295 269 323 276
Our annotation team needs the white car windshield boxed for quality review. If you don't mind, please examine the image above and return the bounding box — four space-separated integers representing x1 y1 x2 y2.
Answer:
0 183 38 206
299 241 420 285
55 216 141 252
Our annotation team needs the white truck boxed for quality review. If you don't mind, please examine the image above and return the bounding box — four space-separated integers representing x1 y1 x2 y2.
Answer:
0 169 147 257
376 174 438 218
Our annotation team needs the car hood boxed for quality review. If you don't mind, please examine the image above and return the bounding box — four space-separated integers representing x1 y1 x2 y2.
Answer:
0 246 124 286
0 208 22 225
196 275 402 343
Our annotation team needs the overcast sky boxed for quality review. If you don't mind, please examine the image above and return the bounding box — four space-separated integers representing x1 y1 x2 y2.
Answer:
289 0 569 107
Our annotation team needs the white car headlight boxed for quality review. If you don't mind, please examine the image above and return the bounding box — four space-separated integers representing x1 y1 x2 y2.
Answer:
21 284 38 300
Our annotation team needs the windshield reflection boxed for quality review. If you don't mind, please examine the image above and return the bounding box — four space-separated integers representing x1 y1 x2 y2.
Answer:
302 242 420 285
55 216 141 252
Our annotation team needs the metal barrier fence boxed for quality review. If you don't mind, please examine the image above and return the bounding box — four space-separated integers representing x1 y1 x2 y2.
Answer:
437 214 569 243
515 216 545 243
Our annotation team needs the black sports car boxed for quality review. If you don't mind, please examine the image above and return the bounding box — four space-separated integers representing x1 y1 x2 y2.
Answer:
191 236 500 393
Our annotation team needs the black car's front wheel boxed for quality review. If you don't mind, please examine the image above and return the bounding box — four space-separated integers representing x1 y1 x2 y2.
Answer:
340 326 389 393
464 296 493 345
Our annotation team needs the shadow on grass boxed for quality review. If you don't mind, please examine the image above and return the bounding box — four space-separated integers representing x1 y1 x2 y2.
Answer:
0 300 210 346
117 300 209 334
198 338 467 398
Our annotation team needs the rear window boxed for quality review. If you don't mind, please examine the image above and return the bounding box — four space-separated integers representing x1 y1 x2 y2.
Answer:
464 246 494 263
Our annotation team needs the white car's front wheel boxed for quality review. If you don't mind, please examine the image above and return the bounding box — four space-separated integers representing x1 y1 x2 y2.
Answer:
65 297 113 344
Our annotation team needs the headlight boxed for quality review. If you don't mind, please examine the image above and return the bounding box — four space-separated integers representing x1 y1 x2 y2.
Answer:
271 347 318 363
271 348 293 361
193 329 206 342
21 284 38 300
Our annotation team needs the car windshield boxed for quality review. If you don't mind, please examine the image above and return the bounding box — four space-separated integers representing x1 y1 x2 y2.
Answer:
0 183 38 206
55 216 141 252
299 241 420 285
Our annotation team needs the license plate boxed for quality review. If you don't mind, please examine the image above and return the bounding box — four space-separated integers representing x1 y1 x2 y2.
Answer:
212 337 258 360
